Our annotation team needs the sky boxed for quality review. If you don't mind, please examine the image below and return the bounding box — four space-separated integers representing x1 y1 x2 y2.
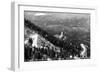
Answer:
24 11 90 34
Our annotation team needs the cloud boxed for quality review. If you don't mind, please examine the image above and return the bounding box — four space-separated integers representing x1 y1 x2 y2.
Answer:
34 13 47 16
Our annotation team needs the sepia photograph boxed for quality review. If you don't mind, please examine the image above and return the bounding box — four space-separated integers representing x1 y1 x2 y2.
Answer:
24 11 90 62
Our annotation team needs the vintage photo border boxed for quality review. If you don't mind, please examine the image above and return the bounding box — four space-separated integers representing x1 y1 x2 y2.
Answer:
11 2 97 71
